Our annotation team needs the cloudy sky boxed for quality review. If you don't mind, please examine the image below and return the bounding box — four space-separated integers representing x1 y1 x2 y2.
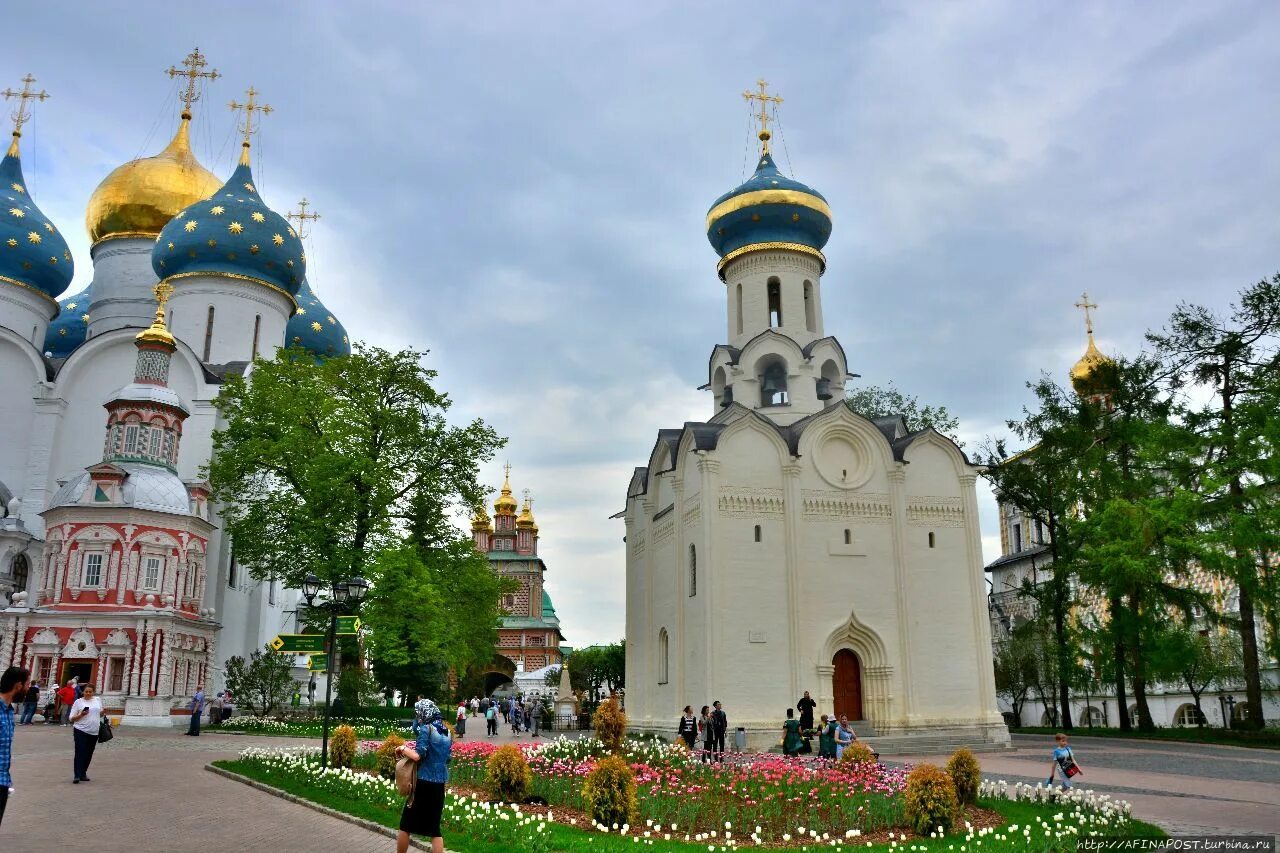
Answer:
10 2 1279 647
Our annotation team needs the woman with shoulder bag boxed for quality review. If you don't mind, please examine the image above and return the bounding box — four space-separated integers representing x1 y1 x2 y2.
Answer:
395 699 452 853
69 684 105 782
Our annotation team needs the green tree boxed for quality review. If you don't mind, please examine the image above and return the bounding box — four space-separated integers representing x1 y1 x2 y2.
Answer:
1150 625 1243 728
845 382 962 443
1148 275 1280 729
992 628 1037 727
224 644 298 717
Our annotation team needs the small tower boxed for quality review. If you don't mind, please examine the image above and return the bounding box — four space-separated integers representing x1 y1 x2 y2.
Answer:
1070 292 1117 409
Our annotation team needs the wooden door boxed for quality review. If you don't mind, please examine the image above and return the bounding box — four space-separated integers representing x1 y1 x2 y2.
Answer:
832 649 864 721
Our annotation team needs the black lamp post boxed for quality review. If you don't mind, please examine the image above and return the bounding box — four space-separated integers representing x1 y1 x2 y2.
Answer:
301 571 368 769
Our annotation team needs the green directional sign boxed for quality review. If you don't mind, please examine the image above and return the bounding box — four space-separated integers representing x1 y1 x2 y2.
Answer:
335 616 361 635
270 634 326 654
307 653 329 672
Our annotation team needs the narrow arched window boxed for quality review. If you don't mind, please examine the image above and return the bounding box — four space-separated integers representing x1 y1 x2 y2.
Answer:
11 553 29 593
736 282 744 336
767 277 782 327
658 629 669 684
251 314 262 359
928 531 936 548
202 305 215 362
754 525 762 543
803 280 815 332
844 529 851 545
688 544 697 597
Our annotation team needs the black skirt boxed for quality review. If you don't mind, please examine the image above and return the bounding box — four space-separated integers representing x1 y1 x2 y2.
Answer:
400 781 445 838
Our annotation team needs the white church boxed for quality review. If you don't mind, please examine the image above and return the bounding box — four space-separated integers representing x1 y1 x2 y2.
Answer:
0 56 349 724
622 87 1009 751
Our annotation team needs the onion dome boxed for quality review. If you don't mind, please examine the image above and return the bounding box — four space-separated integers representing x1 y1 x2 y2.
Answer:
1 137 74 301
85 116 222 245
287 278 350 358
541 590 559 623
706 150 831 277
44 281 93 357
471 504 493 533
517 496 536 529
152 148 305 297
494 468 518 515
1070 333 1117 398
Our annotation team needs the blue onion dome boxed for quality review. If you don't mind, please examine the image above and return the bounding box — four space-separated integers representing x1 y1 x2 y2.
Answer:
44 280 93 357
287 278 350 358
1 137 74 301
152 153 305 297
705 150 831 276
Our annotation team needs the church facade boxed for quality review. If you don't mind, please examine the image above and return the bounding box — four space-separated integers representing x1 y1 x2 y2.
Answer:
0 56 349 723
622 89 1008 750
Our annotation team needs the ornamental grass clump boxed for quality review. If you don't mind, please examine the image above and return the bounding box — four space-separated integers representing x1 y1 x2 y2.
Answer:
903 763 959 836
330 724 357 769
592 697 628 755
945 747 981 806
840 741 877 766
375 731 406 779
485 744 532 803
581 754 638 829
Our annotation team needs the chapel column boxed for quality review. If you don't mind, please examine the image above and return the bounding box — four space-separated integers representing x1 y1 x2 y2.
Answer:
961 472 1000 720
696 456 721 706
886 467 915 724
781 462 804 703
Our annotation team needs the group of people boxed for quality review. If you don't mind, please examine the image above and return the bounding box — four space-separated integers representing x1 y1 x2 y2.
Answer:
454 694 546 739
10 675 87 726
676 700 729 761
782 690 878 760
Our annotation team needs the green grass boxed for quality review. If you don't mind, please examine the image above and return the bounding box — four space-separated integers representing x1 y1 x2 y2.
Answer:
212 759 1164 852
1011 725 1280 750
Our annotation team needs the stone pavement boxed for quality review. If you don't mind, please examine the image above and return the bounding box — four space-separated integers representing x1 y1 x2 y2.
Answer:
884 733 1280 837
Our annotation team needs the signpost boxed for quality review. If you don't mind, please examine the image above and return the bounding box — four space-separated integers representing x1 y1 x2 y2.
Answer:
307 653 329 672
270 634 326 654
335 616 361 635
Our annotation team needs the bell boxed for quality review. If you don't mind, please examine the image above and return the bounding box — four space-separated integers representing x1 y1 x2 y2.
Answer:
761 375 783 395
816 377 833 400
720 385 734 407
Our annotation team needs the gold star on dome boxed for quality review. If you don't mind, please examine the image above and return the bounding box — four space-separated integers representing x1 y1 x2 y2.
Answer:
81 313 89 322
184 221 198 232
243 182 255 193
58 328 66 336
310 321 322 332
207 239 217 248
249 244 260 254
226 252 237 261
44 222 54 233
63 250 70 261
48 256 56 264
9 207 24 217
5 238 15 247
167 242 175 250
295 307 305 315
67 301 77 310
271 233 283 246
228 221 244 234
300 252 306 263
251 211 265 223
11 183 24 193
286 259 294 267
342 335 348 344
210 205 225 216
327 315 335 324
287 227 296 239
27 231 40 244
292 336 301 344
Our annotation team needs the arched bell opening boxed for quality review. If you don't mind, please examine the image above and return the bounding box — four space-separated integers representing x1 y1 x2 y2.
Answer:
758 356 789 407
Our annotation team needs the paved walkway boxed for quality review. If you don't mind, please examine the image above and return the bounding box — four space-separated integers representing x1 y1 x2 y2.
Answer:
886 733 1280 837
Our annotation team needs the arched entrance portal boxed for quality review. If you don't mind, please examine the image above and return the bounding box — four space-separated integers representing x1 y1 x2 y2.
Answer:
832 649 864 721
481 654 517 697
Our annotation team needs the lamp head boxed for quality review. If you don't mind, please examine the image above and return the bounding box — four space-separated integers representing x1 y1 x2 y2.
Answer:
301 572 321 604
333 581 349 604
347 576 369 604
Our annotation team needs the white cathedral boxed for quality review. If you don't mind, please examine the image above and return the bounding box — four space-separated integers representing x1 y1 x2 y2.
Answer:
0 56 349 724
622 90 1009 751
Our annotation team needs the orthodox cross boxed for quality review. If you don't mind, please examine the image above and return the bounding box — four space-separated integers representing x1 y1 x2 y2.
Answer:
742 78 783 153
1074 292 1098 336
229 86 273 146
503 461 512 480
287 198 321 239
2 74 50 139
167 48 220 117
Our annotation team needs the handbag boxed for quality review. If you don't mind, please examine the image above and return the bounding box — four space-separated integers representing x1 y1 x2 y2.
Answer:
395 755 419 802
1062 747 1080 777
97 717 114 743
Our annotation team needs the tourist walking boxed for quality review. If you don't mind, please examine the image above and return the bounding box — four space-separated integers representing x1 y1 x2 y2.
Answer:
782 708 804 757
57 679 76 725
499 698 509 725
455 701 466 738
698 705 714 762
834 715 854 759
186 684 205 735
531 700 542 738
20 679 39 724
510 703 523 735
70 683 104 782
1 666 30 826
485 703 497 736
817 714 837 759
677 705 698 750
1046 733 1082 789
711 700 728 761
396 699 452 853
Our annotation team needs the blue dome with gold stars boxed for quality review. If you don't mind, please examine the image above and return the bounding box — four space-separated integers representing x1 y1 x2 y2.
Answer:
705 151 831 274
286 278 350 358
151 156 304 297
1 141 74 300
44 280 93 358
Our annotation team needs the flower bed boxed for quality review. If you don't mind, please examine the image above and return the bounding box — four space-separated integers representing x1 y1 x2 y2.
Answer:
218 740 1158 851
218 716 410 738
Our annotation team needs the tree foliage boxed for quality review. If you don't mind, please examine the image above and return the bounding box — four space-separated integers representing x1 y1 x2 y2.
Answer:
224 644 298 717
845 382 962 444
550 641 625 703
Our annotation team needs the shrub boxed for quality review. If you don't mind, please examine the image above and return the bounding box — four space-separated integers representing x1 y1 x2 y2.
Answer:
904 763 959 836
375 732 407 779
592 697 627 755
485 744 532 802
330 724 358 769
946 747 981 806
582 755 638 828
840 741 877 765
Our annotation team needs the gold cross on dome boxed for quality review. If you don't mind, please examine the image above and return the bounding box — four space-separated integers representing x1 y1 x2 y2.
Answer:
503 461 512 479
167 48 220 117
154 281 175 309
229 86 273 147
287 198 321 239
742 78 783 154
2 74 50 139
1074 292 1098 336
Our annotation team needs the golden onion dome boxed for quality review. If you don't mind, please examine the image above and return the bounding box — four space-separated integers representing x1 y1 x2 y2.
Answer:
85 115 222 245
493 467 518 515
1069 334 1117 397
471 504 493 532
517 498 535 528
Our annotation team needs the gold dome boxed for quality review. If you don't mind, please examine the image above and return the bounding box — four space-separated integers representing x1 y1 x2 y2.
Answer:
85 116 222 245
471 504 493 532
493 467 518 515
1069 333 1116 396
517 497 535 528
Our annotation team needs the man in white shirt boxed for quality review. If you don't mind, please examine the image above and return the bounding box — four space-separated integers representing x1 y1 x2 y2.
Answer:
69 683 104 783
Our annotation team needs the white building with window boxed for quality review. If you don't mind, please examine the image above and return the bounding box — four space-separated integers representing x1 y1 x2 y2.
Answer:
621 103 1008 752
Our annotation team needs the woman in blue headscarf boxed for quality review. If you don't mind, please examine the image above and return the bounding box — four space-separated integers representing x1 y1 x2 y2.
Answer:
395 698 452 853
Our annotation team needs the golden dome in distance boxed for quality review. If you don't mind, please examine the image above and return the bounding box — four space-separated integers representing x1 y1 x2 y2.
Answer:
85 50 223 245
471 503 493 532
493 462 518 515
1069 292 1117 396
517 493 536 528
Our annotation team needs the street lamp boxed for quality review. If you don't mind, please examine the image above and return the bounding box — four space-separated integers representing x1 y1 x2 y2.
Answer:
301 573 369 769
